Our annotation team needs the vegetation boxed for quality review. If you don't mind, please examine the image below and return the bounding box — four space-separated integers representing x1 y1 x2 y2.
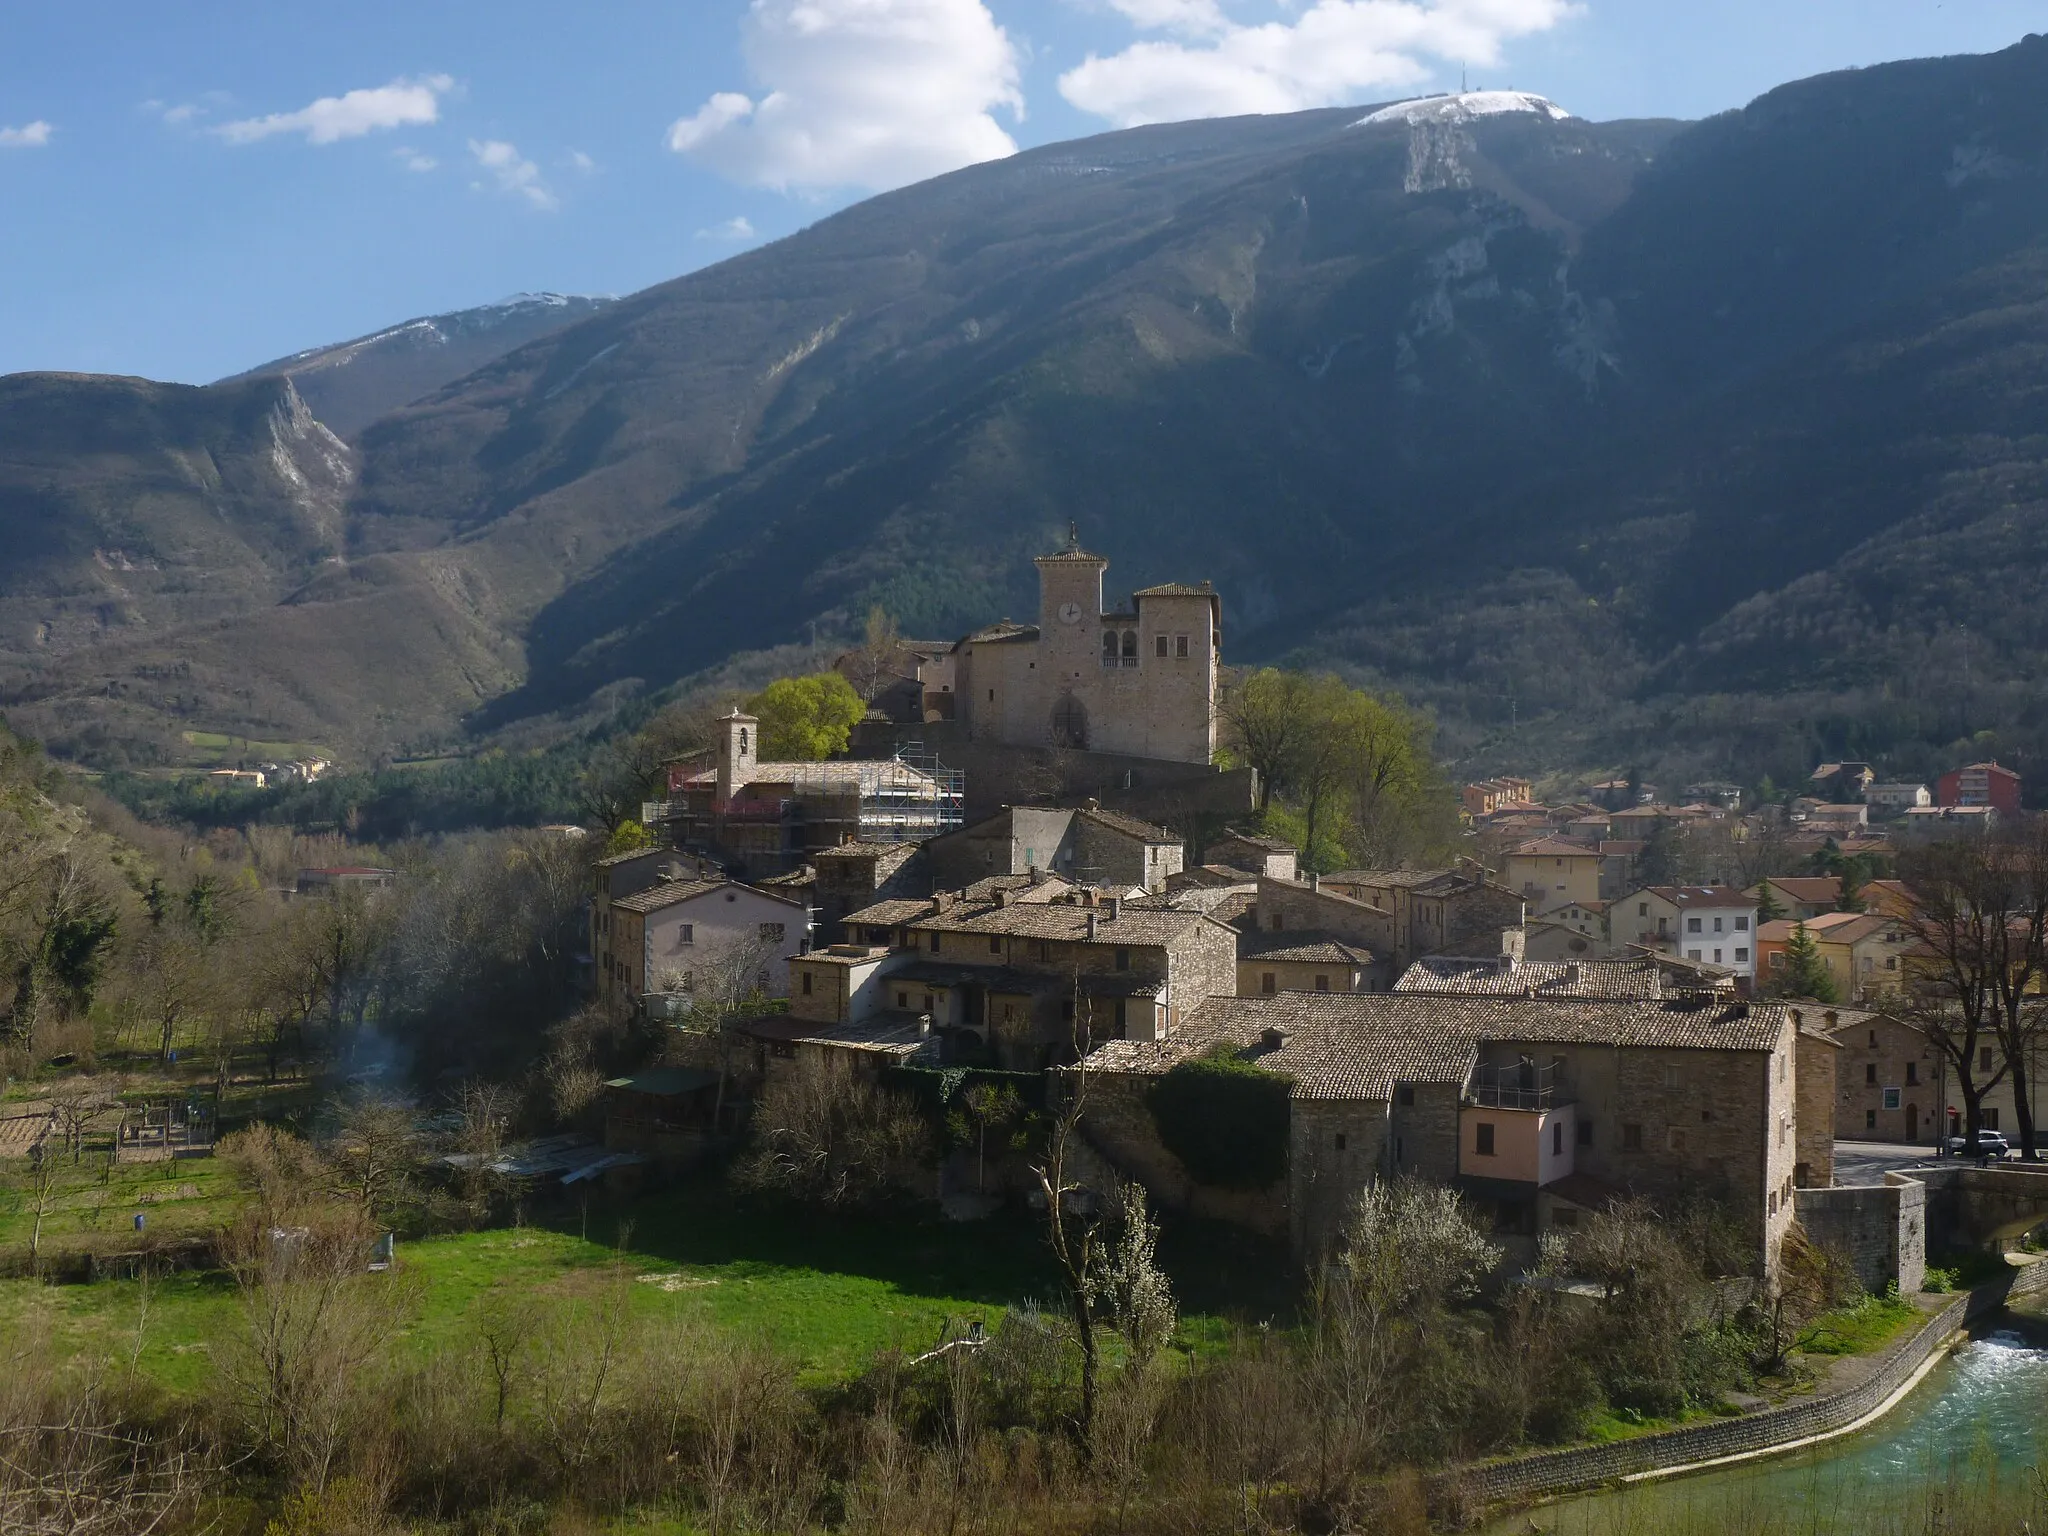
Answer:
1773 921 1841 1004
1146 1047 1292 1189
746 671 867 761
1219 668 1457 873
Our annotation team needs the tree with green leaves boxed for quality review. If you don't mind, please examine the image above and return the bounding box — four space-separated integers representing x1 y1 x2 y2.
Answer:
1777 921 1839 1004
746 672 866 761
1754 881 1785 924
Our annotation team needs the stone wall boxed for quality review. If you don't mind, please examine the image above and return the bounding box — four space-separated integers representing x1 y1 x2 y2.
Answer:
1795 1029 1838 1187
1291 1097 1389 1253
1794 1176 1927 1295
1255 877 1398 955
1076 1070 1289 1234
1454 1259 2048 1507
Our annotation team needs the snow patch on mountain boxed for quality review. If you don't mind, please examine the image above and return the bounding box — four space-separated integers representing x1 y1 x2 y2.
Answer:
1353 91 1572 129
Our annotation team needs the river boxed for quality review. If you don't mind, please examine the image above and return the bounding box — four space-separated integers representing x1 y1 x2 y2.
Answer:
1481 1309 2048 1536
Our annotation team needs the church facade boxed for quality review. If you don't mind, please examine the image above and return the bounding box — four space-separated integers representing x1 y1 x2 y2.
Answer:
943 532 1220 767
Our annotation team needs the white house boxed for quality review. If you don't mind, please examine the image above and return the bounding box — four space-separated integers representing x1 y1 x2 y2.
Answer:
1615 886 1759 980
596 878 812 1010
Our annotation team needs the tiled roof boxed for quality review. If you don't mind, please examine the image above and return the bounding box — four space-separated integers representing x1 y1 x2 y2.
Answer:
844 897 942 928
1210 833 1295 853
1755 878 1844 903
609 878 723 914
1078 806 1177 843
1324 866 1468 887
734 1013 937 1057
1239 931 1377 966
962 620 1040 644
816 841 914 860
1637 886 1754 908
1083 993 1790 1099
928 901 1218 946
1394 956 1664 1000
1132 581 1217 597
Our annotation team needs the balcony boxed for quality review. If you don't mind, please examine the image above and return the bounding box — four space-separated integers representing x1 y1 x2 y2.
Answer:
1468 1060 1568 1111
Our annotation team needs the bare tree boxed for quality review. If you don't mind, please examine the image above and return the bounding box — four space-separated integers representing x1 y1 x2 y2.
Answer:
847 605 905 705
1897 828 2048 1151
1033 982 1106 1452
736 1054 929 1207
325 1097 423 1222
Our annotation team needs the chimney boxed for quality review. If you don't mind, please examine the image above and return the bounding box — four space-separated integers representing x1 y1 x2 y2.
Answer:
1308 871 1320 892
1500 927 1526 965
1564 961 1581 984
1081 887 1098 908
996 888 1012 908
1104 896 1121 921
1086 912 1099 940
1261 1026 1289 1052
1086 797 1101 811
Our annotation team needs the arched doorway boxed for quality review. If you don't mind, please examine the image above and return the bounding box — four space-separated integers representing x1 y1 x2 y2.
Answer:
1051 694 1089 749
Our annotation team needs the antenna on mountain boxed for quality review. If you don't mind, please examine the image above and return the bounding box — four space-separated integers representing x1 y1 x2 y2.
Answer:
1461 63 1468 94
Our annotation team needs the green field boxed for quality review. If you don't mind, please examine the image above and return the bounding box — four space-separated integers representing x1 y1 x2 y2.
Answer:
0 1179 1297 1393
177 729 335 767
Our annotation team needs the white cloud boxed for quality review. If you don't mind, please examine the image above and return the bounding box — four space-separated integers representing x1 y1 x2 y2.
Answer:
566 149 598 174
0 120 53 148
696 215 759 241
218 74 453 146
469 138 557 210
1060 0 1578 128
395 146 438 172
162 103 201 125
667 0 1023 194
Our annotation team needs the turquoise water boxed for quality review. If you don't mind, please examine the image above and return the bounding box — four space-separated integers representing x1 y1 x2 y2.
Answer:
1482 1320 2048 1536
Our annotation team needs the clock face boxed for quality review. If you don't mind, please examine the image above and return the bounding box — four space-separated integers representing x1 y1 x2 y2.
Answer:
1058 602 1083 625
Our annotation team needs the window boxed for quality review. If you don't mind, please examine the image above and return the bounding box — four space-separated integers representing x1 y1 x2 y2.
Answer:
1868 1029 1879 1047
1736 947 1750 962
1175 634 1190 658
1638 903 1649 917
1906 1062 1918 1085
1260 972 1277 995
1887 957 1898 970
1713 916 1724 933
1688 949 1703 961
1115 948 1130 971
800 971 812 996
1270 912 1284 931
1883 1088 1901 1110
1867 1109 1878 1130
1155 634 1169 658
1103 632 1119 664
1664 1066 1682 1090
1113 999 1128 1032
1866 1063 1878 1085
1577 1119 1593 1146
1736 915 1750 931
1688 917 1703 933
989 935 1002 954
1981 1046 1995 1071
987 689 995 702
1769 1191 1778 1216
930 932 942 953
1315 974 1330 992
1334 1133 1347 1152
1553 1122 1564 1156
1770 951 1787 969
1396 1084 1415 1107
1476 1122 1496 1156
759 922 785 942
1713 949 1723 963
897 991 909 1008
1622 1124 1643 1152
1122 630 1138 661
679 924 694 944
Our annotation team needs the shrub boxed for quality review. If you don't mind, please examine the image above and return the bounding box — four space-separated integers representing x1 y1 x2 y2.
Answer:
1146 1047 1292 1188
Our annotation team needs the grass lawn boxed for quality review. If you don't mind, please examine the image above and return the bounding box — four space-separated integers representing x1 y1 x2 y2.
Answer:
0 1176 1301 1394
1798 1291 1922 1358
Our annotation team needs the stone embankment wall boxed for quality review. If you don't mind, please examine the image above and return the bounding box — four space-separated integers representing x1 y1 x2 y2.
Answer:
1795 1175 1926 1295
1456 1259 2048 1507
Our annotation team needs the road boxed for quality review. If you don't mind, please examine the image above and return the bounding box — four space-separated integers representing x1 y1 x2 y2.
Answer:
1833 1139 1942 1187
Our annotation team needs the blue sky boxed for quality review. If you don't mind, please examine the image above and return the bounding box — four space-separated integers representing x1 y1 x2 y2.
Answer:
3 1 2043 384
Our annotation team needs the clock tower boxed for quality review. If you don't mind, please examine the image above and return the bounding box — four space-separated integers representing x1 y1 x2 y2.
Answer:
1035 524 1110 730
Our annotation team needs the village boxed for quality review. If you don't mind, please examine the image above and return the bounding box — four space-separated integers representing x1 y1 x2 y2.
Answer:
581 533 2045 1300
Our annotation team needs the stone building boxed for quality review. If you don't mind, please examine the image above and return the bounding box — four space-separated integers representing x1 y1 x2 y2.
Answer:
1318 866 1525 968
1203 833 1299 882
812 840 926 941
947 529 1221 765
923 804 1185 894
1079 991 1806 1274
840 881 1239 1069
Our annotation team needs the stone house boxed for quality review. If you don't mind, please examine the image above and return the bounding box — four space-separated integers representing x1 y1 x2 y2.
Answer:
1079 991 1805 1274
1500 839 1605 914
1317 867 1525 967
1617 887 1760 981
1202 833 1299 882
1238 933 1379 998
1822 1008 1938 1144
596 878 811 1011
924 803 1184 893
840 882 1239 1069
812 841 925 941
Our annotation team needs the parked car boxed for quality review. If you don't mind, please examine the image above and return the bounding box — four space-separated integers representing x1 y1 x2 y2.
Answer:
1947 1130 2011 1159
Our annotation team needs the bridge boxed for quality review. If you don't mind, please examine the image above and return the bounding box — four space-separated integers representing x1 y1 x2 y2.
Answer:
1798 1160 2048 1294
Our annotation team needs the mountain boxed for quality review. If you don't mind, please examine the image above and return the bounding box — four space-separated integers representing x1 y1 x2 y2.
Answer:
223 293 614 438
8 37 2048 792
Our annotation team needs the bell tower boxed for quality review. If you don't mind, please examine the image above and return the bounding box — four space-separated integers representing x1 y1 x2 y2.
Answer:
1035 523 1109 688
716 710 758 804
